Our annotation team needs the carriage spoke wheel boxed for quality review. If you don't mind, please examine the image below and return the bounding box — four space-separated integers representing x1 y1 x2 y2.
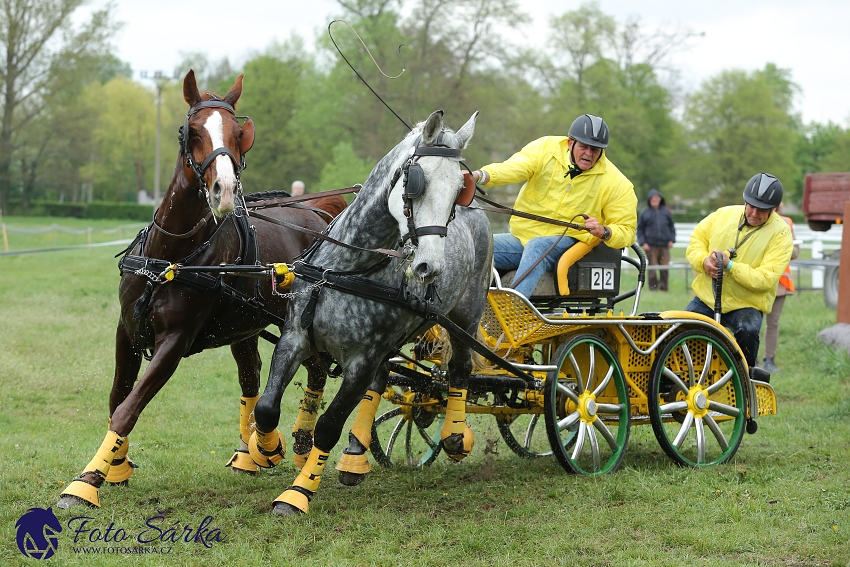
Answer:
370 404 443 468
544 334 630 475
496 412 553 458
648 329 746 467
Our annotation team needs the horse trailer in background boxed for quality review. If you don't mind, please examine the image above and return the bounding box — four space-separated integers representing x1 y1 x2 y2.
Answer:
802 172 850 308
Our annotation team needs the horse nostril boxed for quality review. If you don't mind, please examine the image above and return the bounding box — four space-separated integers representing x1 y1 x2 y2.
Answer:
211 180 221 196
414 263 430 278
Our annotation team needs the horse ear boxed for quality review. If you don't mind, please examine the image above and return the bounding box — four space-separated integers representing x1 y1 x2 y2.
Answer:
456 111 478 149
422 110 444 145
183 69 201 106
240 118 255 154
224 74 244 108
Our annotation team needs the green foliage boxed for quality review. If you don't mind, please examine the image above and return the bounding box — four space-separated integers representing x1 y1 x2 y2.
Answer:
674 65 800 205
4 200 153 220
3 0 844 216
317 141 375 192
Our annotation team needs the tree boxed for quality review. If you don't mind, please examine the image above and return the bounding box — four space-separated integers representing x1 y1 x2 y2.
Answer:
673 65 799 205
86 77 156 202
0 0 120 210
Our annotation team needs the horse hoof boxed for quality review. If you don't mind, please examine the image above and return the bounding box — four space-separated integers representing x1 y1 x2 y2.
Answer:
338 471 367 486
271 503 303 517
56 495 93 510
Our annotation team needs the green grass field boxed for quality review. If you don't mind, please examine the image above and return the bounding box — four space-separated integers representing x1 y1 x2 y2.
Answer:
1 225 848 566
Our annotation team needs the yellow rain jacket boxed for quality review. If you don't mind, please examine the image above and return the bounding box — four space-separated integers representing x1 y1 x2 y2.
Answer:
480 136 637 249
687 205 793 314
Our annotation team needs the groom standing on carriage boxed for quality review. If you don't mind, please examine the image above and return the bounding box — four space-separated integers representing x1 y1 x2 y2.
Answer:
471 114 637 297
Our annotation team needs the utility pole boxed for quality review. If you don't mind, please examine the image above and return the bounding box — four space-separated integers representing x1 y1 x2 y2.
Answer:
140 71 178 205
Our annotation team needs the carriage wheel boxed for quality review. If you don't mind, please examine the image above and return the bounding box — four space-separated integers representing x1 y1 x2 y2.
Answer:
496 412 553 459
648 329 746 467
370 405 443 468
544 334 630 475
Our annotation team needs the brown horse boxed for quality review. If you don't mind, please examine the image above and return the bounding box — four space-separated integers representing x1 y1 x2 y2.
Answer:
57 70 345 509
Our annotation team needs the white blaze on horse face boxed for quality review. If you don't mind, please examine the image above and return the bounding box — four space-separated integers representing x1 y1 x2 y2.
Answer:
389 156 461 284
203 111 237 216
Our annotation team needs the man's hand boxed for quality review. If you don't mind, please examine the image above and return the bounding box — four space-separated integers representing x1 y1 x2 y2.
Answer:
642 243 650 251
667 241 674 249
584 216 606 239
702 250 730 279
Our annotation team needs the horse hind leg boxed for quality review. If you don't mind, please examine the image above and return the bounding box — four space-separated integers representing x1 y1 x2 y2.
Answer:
290 355 327 469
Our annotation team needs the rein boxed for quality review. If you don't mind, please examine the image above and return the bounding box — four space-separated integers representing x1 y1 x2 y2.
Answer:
151 210 213 239
248 210 408 259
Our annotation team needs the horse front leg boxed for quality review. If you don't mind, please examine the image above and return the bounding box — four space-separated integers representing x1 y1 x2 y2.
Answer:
440 339 474 461
249 333 305 469
335 362 389 486
272 360 376 516
58 331 194 509
290 355 327 469
225 336 262 473
102 323 143 485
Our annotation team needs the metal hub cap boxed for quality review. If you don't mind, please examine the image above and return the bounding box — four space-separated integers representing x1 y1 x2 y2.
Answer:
694 392 708 410
585 399 597 417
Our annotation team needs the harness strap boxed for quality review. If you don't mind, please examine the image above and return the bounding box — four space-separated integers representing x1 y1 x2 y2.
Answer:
472 194 591 231
250 210 408 259
245 186 361 210
293 262 536 384
150 211 213 239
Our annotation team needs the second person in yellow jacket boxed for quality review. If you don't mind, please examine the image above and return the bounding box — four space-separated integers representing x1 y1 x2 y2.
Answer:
685 173 794 369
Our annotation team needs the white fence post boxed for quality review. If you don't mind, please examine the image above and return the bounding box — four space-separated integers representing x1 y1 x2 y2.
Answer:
812 237 824 289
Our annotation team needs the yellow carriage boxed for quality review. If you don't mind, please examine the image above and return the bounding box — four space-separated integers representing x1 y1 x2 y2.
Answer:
371 244 777 475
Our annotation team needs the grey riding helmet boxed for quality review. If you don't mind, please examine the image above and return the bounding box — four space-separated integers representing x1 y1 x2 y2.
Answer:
568 114 609 148
743 173 783 209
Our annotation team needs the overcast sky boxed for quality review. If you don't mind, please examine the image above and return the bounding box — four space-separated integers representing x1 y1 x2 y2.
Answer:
105 0 850 126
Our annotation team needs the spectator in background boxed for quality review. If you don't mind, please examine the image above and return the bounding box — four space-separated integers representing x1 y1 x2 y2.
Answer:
291 180 305 196
637 189 676 291
762 203 799 373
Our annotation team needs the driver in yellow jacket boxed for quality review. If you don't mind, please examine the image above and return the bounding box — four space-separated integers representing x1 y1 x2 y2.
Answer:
685 173 793 369
471 114 637 297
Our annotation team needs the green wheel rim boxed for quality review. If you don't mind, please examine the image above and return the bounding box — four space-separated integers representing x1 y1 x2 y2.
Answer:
648 330 746 467
544 334 630 475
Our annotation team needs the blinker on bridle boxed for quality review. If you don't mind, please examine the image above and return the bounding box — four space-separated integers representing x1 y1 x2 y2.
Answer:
390 141 476 247
178 98 254 199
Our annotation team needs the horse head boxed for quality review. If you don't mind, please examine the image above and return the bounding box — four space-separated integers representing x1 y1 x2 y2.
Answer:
180 70 255 218
388 110 478 284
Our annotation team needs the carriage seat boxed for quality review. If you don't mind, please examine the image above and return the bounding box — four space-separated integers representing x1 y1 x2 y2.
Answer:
499 241 623 302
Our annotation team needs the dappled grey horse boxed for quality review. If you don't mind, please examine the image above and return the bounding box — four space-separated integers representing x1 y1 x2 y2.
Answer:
249 110 493 515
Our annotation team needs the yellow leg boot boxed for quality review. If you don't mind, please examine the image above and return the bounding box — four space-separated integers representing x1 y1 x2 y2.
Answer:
273 448 330 516
440 387 474 461
103 418 136 484
60 430 124 508
227 395 260 472
291 388 323 469
248 427 286 469
336 390 380 485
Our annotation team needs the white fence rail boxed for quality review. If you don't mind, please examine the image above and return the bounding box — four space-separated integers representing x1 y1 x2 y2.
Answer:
653 222 843 293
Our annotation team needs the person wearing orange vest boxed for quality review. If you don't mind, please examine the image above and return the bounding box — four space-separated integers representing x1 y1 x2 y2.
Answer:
762 203 799 373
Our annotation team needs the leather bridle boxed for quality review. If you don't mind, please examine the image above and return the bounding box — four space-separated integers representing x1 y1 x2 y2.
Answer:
390 138 475 247
178 98 254 200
